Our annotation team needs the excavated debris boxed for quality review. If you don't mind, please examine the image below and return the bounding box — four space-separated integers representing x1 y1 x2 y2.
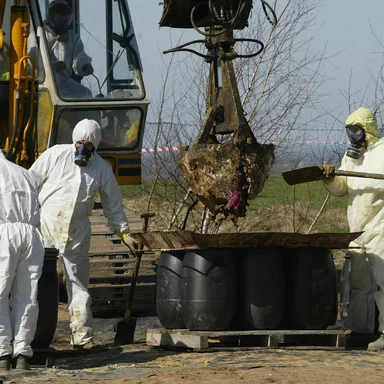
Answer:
179 140 275 224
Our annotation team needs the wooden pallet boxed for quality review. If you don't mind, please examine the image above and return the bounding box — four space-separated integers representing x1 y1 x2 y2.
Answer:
87 207 157 318
146 328 346 350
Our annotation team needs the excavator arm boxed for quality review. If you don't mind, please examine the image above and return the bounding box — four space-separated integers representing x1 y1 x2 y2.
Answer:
159 0 277 228
0 0 36 165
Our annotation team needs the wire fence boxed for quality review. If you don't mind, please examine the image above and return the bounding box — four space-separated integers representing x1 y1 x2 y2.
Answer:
140 121 348 182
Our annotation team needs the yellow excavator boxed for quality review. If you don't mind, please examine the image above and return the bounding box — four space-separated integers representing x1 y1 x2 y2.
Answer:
0 0 149 183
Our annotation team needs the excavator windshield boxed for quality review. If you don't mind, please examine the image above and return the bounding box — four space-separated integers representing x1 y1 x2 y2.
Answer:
37 0 145 100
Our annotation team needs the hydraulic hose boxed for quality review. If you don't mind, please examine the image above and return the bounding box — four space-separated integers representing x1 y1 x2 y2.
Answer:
5 89 20 159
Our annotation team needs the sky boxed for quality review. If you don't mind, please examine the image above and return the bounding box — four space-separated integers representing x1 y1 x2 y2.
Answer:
128 0 384 136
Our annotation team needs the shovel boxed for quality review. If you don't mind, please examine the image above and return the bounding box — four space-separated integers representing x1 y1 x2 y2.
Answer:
114 212 155 345
282 166 384 186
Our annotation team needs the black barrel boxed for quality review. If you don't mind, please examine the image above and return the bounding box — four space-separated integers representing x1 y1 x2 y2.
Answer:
339 252 351 330
285 247 337 330
240 249 284 329
32 248 59 349
156 251 186 329
181 249 236 331
229 249 247 330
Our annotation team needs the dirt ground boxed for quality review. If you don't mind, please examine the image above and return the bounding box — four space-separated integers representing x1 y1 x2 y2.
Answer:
2 305 384 384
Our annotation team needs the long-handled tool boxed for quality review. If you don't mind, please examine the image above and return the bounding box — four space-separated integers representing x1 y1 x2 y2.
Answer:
282 166 384 186
114 212 155 345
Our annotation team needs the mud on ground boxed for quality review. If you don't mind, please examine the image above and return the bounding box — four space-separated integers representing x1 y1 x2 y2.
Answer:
2 304 384 384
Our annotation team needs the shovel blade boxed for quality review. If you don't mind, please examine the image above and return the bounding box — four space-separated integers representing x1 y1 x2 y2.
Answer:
114 317 137 345
282 166 324 185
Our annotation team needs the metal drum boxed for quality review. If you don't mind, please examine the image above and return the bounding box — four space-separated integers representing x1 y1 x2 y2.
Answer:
339 252 351 330
156 251 186 329
240 248 284 329
181 248 236 331
284 247 337 330
32 248 59 349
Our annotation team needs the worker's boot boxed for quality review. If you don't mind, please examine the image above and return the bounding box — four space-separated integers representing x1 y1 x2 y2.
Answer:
15 354 29 370
367 334 384 351
0 355 11 372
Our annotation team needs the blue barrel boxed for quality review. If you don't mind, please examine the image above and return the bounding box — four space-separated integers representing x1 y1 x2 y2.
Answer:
181 249 236 330
285 247 337 330
240 249 284 329
156 251 186 329
32 248 59 348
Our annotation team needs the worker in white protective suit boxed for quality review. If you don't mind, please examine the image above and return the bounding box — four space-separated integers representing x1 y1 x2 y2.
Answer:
45 0 93 98
0 150 45 371
322 107 384 351
29 119 137 349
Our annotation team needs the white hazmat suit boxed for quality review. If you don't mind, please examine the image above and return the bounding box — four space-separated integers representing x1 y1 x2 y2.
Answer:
44 24 93 98
324 108 384 335
29 119 130 346
0 151 45 359
44 0 93 98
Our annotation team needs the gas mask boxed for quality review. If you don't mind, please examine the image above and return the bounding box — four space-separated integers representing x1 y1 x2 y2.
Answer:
54 23 68 35
74 144 95 166
54 24 69 42
345 124 366 159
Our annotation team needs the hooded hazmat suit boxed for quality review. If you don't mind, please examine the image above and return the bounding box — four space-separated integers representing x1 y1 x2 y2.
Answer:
29 119 130 346
0 151 45 359
44 0 93 98
324 107 384 334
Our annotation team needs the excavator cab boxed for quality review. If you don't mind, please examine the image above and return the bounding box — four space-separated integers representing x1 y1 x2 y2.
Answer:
0 0 149 185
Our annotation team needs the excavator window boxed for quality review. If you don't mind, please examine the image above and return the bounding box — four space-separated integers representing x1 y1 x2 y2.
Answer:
35 0 145 101
54 107 143 151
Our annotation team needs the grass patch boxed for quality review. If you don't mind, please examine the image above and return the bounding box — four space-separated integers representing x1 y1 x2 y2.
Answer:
253 176 347 210
120 175 349 235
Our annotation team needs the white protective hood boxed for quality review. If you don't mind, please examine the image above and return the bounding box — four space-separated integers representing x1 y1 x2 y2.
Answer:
72 119 101 149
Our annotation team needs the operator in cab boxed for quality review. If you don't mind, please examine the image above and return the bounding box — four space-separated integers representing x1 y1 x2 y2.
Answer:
28 119 138 350
322 107 384 351
45 0 93 98
0 150 45 371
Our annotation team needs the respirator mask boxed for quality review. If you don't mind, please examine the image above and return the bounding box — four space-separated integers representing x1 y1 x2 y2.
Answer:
54 23 68 36
74 144 95 166
54 23 69 42
345 124 366 159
